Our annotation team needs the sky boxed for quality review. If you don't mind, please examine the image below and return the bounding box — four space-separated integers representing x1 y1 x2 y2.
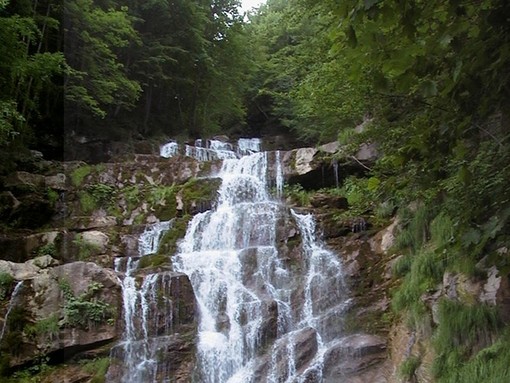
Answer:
239 0 265 13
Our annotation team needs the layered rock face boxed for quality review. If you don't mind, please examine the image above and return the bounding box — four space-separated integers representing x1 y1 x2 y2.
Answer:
4 136 507 382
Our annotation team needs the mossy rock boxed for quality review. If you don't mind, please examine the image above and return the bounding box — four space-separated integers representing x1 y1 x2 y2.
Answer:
177 178 221 215
138 254 171 269
158 216 192 256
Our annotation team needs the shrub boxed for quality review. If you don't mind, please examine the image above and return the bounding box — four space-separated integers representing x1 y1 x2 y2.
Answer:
0 272 14 300
60 280 113 329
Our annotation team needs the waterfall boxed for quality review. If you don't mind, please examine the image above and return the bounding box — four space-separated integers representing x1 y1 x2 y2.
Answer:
159 138 261 161
275 150 284 198
333 160 339 188
0 280 24 342
160 141 179 158
110 221 173 383
174 144 349 382
138 221 173 256
237 138 261 156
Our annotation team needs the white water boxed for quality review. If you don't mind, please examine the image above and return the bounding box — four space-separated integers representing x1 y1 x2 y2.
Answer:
112 221 173 383
160 138 261 161
138 221 173 256
0 280 24 342
160 141 179 158
174 144 348 382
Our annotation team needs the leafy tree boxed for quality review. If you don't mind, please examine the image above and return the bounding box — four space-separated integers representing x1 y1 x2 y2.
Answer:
64 0 141 134
0 0 64 164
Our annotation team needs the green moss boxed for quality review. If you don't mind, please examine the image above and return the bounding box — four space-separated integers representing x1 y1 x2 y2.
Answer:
70 165 92 186
179 178 220 214
158 216 191 256
148 185 177 220
138 254 170 269
79 191 96 214
46 188 59 207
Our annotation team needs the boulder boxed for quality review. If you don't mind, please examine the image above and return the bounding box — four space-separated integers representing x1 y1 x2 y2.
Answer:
1 261 121 367
45 173 67 191
319 141 341 154
4 171 46 191
79 231 109 254
294 148 318 175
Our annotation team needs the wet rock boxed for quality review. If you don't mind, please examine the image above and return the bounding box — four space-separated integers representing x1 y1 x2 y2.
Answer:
310 193 348 209
293 327 319 371
323 334 387 382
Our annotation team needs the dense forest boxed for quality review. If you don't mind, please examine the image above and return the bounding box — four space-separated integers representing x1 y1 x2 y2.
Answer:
1 0 510 381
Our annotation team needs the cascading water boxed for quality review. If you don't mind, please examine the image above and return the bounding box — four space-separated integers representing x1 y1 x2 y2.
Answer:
0 281 24 342
173 142 349 382
109 221 174 383
160 141 179 158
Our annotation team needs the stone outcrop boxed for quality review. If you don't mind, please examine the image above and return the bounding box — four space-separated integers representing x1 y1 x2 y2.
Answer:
323 334 389 383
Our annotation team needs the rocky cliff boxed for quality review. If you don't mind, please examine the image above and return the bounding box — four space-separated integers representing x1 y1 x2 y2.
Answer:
0 138 508 382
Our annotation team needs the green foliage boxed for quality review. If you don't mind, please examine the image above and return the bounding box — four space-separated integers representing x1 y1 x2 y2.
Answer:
71 165 92 186
432 299 503 381
60 280 113 329
399 355 421 381
147 185 177 220
81 357 110 383
37 243 56 257
392 249 446 329
25 315 59 341
79 192 96 214
87 183 115 207
430 212 454 248
0 272 14 300
374 200 396 221
283 183 310 206
434 330 510 383
395 205 431 252
64 0 141 121
46 188 59 207
336 176 376 218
